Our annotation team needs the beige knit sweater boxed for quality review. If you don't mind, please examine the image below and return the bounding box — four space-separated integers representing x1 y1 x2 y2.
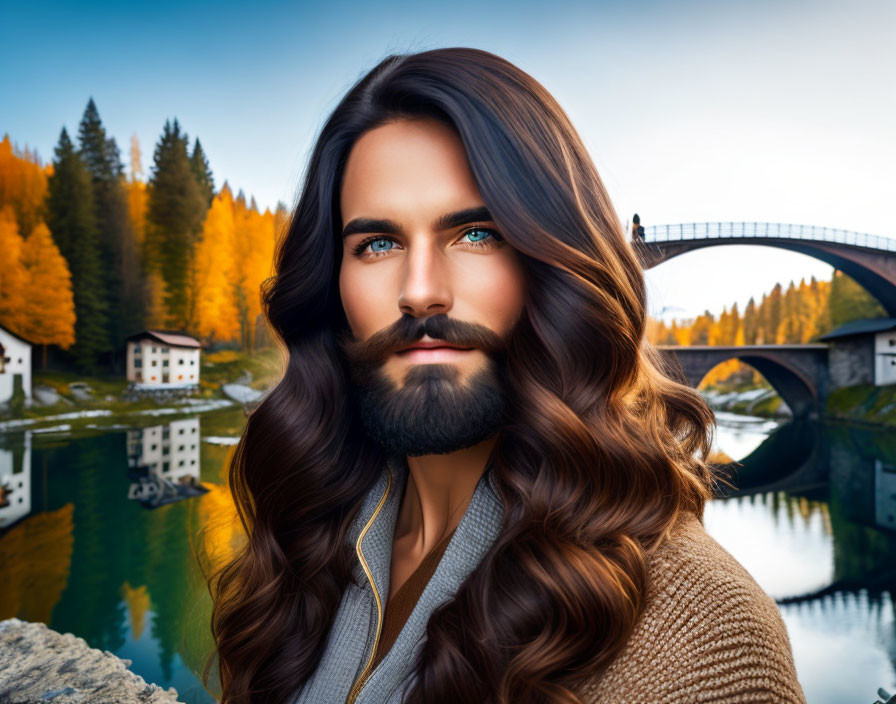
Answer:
575 510 807 703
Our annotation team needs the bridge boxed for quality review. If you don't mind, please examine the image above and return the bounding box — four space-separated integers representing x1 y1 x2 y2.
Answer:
633 221 896 314
658 344 829 418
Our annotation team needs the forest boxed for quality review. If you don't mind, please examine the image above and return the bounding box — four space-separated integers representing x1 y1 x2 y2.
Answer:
0 98 286 374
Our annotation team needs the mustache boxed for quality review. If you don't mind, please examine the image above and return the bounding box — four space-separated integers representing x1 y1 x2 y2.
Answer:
338 312 508 370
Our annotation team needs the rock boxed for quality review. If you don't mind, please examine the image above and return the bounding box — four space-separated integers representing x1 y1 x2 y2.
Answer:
221 383 262 404
0 618 184 703
33 386 62 406
67 383 93 402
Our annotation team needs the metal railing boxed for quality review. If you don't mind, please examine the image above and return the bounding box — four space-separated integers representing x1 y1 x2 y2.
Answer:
641 222 896 252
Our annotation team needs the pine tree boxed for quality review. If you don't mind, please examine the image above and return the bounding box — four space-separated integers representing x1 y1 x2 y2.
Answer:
46 127 108 373
189 138 215 208
146 118 206 330
742 296 758 344
129 133 143 182
77 98 145 368
765 283 783 343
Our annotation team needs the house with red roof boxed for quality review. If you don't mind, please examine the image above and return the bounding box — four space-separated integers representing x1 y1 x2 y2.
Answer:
125 330 202 392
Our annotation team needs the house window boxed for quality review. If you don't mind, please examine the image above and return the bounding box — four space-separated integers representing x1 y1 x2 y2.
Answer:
178 374 183 380
162 360 168 366
190 359 195 365
151 376 156 381
151 360 157 367
179 359 185 365
151 346 156 352
134 360 142 368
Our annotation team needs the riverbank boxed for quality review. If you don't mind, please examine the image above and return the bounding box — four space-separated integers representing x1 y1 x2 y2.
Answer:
824 383 896 427
0 347 283 435
700 384 791 419
700 380 896 428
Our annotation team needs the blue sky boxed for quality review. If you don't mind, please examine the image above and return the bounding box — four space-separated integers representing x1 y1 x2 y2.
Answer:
3 0 894 321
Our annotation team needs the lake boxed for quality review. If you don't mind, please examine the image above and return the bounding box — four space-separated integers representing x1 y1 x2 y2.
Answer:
1 405 893 703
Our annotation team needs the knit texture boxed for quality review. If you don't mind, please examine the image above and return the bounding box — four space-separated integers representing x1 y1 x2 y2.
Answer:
368 526 457 674
575 510 806 703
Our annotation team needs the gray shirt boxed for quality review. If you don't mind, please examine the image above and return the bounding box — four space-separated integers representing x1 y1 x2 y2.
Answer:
291 453 504 704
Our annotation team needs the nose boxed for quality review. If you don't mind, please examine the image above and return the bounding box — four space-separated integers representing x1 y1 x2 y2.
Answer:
397 239 452 318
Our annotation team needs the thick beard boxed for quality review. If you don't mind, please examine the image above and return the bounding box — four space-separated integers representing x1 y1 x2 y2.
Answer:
350 358 508 457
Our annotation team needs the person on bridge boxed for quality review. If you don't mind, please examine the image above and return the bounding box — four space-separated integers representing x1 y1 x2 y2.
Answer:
632 212 646 240
203 47 807 704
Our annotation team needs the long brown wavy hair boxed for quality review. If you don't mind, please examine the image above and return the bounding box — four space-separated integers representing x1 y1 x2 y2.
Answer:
201 46 726 703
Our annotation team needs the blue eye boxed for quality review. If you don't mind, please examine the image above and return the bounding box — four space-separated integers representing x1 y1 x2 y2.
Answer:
462 228 501 245
369 238 394 252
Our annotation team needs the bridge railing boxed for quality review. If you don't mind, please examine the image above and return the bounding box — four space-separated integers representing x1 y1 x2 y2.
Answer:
641 222 896 251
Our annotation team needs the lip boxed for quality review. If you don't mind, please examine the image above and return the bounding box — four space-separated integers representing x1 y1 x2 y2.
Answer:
395 346 474 363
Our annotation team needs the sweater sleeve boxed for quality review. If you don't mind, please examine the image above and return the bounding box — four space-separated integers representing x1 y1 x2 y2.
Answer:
576 513 807 704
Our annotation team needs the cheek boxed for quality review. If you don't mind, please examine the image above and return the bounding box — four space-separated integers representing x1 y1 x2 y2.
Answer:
464 254 526 332
339 261 389 338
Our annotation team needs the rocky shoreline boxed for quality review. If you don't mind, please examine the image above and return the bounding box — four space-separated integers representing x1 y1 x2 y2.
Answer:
0 618 185 703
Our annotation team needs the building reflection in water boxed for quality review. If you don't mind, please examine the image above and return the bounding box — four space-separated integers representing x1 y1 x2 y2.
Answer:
126 418 208 508
0 429 31 529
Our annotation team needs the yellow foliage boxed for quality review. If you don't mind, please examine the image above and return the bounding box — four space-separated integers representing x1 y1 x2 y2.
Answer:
0 134 48 238
20 221 76 349
0 207 27 335
0 503 75 623
193 187 279 348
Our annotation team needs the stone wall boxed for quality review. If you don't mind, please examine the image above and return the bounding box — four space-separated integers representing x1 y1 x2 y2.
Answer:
828 337 874 389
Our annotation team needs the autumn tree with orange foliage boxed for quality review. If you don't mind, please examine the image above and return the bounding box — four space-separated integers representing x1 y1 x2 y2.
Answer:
192 185 277 350
20 222 76 366
0 134 50 237
0 208 75 367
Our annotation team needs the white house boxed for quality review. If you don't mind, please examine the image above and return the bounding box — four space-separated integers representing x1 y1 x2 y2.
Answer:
125 330 202 390
874 327 896 385
0 323 32 406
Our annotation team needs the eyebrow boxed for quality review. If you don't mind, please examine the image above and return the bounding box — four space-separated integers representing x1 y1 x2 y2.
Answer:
341 205 493 239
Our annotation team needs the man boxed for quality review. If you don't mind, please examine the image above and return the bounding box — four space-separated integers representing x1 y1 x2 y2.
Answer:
205 47 806 704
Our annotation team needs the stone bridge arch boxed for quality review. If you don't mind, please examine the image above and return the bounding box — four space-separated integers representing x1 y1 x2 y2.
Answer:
658 344 829 418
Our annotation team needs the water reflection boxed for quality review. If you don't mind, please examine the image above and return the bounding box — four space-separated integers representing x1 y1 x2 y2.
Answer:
706 414 896 702
0 428 31 528
126 419 209 508
1 407 896 702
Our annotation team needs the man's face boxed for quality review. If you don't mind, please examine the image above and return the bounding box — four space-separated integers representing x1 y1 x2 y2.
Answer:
337 117 526 455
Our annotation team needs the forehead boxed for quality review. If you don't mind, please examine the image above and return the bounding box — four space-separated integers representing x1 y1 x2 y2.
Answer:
339 118 483 224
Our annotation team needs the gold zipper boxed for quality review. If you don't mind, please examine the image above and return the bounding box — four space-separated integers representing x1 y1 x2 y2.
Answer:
345 467 392 704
